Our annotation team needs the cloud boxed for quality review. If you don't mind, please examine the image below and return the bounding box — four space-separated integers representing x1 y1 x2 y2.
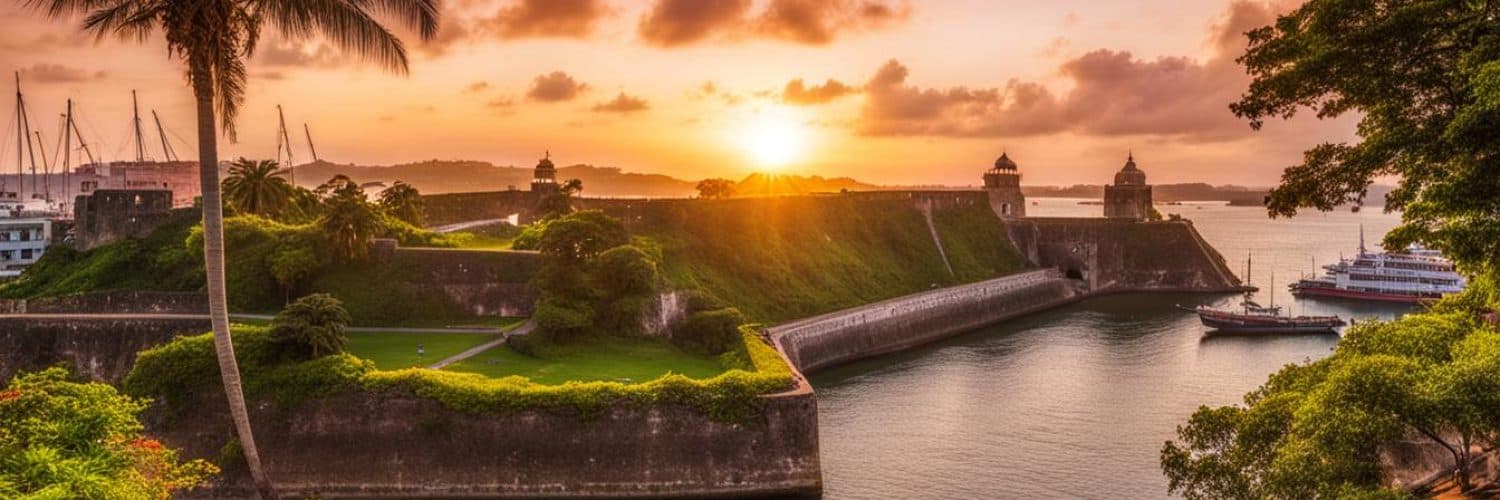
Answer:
855 1 1289 141
462 81 492 94
638 0 907 47
526 71 589 102
754 0 911 45
487 0 609 39
638 0 751 47
20 63 105 82
858 60 1066 137
688 81 744 105
591 93 650 113
255 40 346 68
782 78 857 105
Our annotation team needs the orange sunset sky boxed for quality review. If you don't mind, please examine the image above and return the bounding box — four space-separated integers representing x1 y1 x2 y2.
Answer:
0 0 1356 187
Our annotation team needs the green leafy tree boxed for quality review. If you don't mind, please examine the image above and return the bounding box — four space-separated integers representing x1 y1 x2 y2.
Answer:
267 244 323 304
377 181 424 226
1162 310 1500 497
27 1 442 497
695 178 737 200
222 158 292 218
269 293 352 359
536 210 629 265
319 178 382 262
536 178 585 220
1233 0 1500 271
0 368 217 498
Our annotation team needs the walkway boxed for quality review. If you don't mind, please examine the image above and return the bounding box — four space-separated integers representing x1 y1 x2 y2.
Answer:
427 320 536 369
430 218 511 233
0 313 506 335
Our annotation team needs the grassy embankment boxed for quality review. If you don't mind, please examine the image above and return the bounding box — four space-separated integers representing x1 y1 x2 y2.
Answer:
630 196 1029 323
126 326 793 420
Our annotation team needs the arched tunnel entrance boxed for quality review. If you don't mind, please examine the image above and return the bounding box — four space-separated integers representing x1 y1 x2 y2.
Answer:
1065 267 1085 281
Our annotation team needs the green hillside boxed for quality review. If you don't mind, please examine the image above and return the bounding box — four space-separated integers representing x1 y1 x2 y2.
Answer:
631 196 1028 323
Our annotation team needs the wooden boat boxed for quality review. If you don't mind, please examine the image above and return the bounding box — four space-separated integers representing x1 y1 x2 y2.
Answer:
1184 260 1345 335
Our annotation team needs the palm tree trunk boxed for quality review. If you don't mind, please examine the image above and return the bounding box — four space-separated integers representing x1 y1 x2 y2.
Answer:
191 56 277 500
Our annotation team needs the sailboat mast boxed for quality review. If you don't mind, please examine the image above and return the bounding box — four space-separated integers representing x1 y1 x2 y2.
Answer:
304 123 318 163
277 105 295 186
17 73 40 200
151 110 175 161
63 99 72 208
33 130 49 201
70 103 94 165
131 90 145 162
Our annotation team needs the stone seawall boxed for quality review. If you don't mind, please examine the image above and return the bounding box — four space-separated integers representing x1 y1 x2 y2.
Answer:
769 270 1082 374
0 315 210 383
156 379 822 498
0 291 209 315
1005 218 1243 293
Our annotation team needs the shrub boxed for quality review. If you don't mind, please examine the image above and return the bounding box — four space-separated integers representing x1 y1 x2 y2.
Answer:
673 308 748 355
1 368 217 498
270 293 352 358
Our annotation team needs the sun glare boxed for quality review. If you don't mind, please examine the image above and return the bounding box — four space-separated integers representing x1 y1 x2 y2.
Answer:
741 107 807 169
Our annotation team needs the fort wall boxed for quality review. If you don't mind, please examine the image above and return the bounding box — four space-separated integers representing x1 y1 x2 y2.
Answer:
1005 217 1243 293
155 384 821 499
769 270 1083 373
360 242 544 317
0 316 210 383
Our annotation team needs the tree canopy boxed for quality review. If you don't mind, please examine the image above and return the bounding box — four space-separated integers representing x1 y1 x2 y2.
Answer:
270 293 352 358
0 368 217 499
1234 0 1500 271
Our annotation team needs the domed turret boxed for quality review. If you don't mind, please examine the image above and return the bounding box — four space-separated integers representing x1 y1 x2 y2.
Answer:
1104 152 1153 220
993 152 1018 171
983 151 1025 218
1113 153 1146 186
531 150 559 194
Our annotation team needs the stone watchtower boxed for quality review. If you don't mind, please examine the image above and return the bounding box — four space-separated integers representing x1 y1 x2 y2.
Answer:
1104 153 1153 220
530 151 559 196
983 152 1026 218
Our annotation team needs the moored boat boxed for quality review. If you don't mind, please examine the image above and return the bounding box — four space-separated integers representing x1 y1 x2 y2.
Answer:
1185 262 1345 334
1289 227 1466 304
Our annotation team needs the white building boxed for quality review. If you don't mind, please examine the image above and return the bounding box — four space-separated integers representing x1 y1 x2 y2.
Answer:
0 217 50 277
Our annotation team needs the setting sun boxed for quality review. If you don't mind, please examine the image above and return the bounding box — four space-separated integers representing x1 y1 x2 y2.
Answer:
741 107 807 169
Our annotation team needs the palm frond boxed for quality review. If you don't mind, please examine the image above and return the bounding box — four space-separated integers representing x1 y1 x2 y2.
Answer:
254 0 414 74
363 0 441 41
78 1 163 43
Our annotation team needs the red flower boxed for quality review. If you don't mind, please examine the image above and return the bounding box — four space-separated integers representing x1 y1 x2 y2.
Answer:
131 437 164 451
0 389 20 402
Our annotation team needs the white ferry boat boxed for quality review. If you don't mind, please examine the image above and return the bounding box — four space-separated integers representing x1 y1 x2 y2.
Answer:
1289 228 1466 304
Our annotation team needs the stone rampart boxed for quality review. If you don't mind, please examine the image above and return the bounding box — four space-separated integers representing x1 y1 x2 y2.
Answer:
0 290 208 315
769 269 1082 373
154 362 822 498
360 244 543 317
1005 217 1243 293
0 315 209 383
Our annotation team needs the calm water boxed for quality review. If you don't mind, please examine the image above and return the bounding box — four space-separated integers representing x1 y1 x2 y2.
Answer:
811 198 1417 499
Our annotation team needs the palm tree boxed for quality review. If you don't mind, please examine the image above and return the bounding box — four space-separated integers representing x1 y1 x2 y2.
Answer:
223 158 292 218
25 2 440 498
321 187 381 261
377 180 423 225
270 293 351 358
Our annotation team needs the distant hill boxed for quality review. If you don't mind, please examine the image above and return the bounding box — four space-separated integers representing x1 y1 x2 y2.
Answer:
289 160 697 198
733 173 880 197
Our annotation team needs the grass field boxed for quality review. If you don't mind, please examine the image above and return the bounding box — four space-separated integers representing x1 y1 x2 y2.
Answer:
346 333 498 370
444 336 725 385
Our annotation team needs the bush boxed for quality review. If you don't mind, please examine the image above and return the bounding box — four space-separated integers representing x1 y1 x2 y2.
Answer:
270 293 352 358
1 368 217 498
673 308 748 355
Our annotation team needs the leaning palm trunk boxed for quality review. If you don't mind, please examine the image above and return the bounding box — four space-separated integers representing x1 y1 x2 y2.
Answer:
191 57 277 500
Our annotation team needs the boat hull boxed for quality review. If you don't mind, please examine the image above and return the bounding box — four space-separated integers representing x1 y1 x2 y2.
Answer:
1198 317 1342 334
1290 283 1438 304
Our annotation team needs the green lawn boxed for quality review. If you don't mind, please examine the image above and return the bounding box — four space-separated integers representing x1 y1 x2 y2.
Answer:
444 336 725 385
346 333 498 370
231 316 526 330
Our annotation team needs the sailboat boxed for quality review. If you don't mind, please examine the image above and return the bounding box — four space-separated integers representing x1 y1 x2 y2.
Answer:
1183 254 1346 334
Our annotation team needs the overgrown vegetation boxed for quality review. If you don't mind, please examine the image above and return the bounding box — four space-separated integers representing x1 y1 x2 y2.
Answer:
269 293 352 358
1162 1 1500 497
1162 281 1500 498
523 210 667 344
1 368 217 499
125 326 793 422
